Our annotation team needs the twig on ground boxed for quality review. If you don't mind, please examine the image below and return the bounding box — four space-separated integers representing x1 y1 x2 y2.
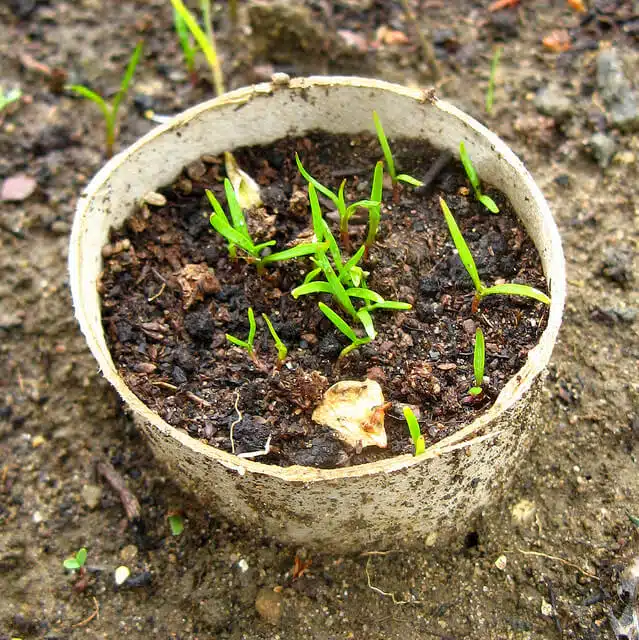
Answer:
414 150 453 195
364 556 420 605
514 548 599 580
96 460 141 521
185 390 212 407
71 597 100 628
230 390 242 455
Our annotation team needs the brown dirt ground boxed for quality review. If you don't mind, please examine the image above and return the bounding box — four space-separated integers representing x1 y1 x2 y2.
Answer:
1 1 637 638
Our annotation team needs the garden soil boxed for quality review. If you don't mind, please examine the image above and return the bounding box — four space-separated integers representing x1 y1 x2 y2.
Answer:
1 1 637 638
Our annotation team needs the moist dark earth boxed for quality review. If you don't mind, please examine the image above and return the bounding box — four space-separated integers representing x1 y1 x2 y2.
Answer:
1 1 638 638
101 132 548 466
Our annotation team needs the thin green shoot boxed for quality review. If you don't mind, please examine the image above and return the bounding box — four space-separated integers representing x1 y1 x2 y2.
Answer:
207 185 275 260
485 46 502 115
257 242 326 272
628 512 639 528
360 301 413 313
0 86 22 112
469 327 485 396
459 141 499 213
170 0 224 96
318 302 371 359
403 407 425 456
174 8 198 84
168 514 184 536
262 313 288 366
67 41 143 158
63 547 88 571
439 198 550 311
365 161 384 252
372 111 424 188
226 307 257 359
356 308 377 339
296 154 379 249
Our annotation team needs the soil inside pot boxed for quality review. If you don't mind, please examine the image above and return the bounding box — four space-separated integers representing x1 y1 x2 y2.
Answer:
99 131 548 468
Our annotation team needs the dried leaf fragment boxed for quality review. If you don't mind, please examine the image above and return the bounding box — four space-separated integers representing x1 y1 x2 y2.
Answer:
542 30 572 52
177 263 221 309
312 379 388 449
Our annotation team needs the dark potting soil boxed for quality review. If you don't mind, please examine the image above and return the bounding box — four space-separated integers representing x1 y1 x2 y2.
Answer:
99 132 549 468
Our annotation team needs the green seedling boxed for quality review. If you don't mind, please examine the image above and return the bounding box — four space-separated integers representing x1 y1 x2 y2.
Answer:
469 327 485 396
403 406 425 456
365 161 384 253
171 0 262 210
439 197 550 312
296 154 380 249
67 41 143 158
168 513 185 536
262 313 288 366
0 86 22 112
628 513 639 528
174 8 198 85
373 111 424 191
459 141 499 213
63 547 88 571
485 46 502 115
318 302 371 359
226 307 257 360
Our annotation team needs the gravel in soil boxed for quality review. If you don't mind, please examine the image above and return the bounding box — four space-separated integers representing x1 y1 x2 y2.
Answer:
100 132 548 467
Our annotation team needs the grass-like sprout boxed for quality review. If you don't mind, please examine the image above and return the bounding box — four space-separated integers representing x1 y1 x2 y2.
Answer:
403 407 425 456
458 141 499 214
67 41 143 158
439 197 550 312
174 8 198 85
373 111 424 191
318 302 371 359
262 313 288 367
63 547 88 571
296 154 380 250
469 327 485 396
0 86 22 112
364 161 384 254
226 307 257 360
171 0 262 210
207 182 324 268
485 46 502 115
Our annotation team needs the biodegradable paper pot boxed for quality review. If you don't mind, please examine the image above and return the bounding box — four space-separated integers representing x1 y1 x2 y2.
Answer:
70 77 566 552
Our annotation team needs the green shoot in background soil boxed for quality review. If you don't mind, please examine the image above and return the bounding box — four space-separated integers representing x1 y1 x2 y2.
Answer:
403 407 425 455
168 514 184 536
469 327 485 396
0 86 21 112
365 161 384 253
171 0 262 210
318 302 371 359
63 547 88 571
226 307 257 360
459 141 499 213
174 8 198 85
439 197 550 312
372 111 424 188
262 313 288 366
296 153 380 250
485 46 502 115
67 41 143 158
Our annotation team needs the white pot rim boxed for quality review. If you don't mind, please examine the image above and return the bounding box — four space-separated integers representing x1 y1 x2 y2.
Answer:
70 75 566 483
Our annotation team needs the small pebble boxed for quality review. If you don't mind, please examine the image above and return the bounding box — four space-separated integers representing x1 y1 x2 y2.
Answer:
255 587 282 625
143 191 167 207
120 544 138 563
115 565 130 586
494 555 508 571
81 484 102 510
51 220 70 235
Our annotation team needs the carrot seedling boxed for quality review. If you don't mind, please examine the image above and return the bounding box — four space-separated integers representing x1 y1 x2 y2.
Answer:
365 161 384 253
485 46 502 115
469 327 485 396
262 313 288 366
318 302 371 359
67 41 143 158
226 307 257 360
373 111 424 189
296 154 380 249
174 8 198 85
439 197 550 311
403 407 425 456
459 141 499 213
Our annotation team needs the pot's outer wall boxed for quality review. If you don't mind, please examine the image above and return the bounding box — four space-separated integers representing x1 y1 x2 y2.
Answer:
70 77 566 551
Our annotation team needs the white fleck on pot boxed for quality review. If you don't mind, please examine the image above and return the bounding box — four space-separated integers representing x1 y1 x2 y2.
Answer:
69 77 566 552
